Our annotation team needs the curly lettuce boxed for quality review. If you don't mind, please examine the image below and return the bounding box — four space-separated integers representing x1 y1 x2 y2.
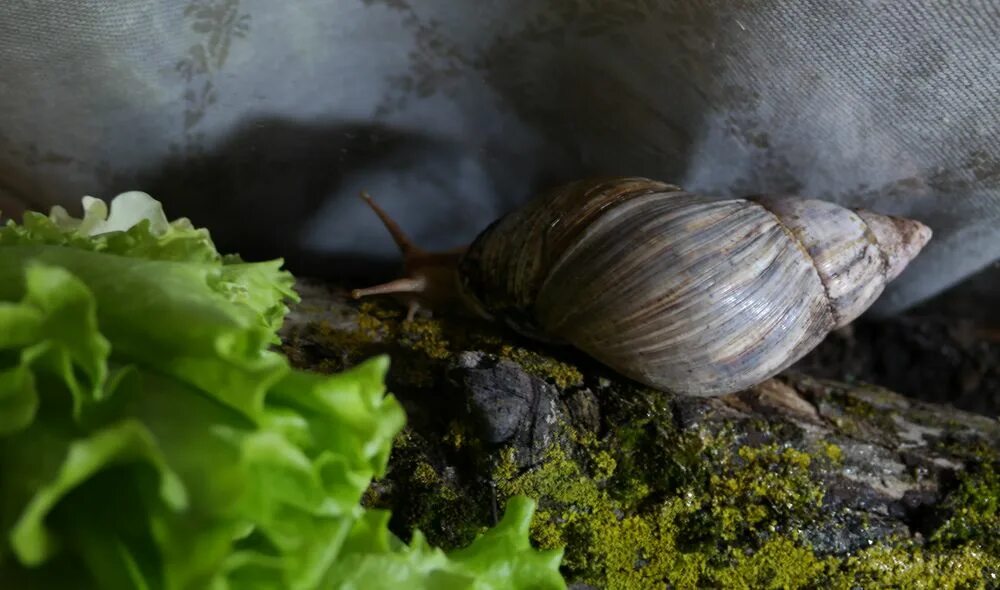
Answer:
0 192 565 589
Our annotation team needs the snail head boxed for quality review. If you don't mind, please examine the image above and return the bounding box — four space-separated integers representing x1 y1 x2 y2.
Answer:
349 191 467 321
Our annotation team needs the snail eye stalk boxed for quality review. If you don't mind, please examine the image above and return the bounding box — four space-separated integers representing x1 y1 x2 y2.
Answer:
350 191 465 321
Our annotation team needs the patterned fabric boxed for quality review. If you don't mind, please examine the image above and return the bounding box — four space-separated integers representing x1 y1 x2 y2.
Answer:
1 0 997 314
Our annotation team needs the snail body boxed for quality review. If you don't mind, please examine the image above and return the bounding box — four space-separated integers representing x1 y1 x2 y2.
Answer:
353 177 931 397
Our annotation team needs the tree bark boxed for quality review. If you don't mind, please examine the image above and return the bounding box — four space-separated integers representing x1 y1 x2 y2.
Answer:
280 279 1000 589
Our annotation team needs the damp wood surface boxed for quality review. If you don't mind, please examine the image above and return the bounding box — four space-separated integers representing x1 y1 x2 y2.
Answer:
280 278 1000 590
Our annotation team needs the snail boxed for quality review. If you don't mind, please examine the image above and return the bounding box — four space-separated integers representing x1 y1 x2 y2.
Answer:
350 177 932 397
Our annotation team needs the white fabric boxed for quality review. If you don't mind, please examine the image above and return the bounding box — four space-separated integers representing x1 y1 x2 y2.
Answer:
1 0 998 314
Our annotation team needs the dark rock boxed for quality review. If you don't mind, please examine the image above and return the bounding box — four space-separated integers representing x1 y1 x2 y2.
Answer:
802 510 907 555
891 488 941 533
448 351 564 467
820 473 899 518
669 395 715 430
450 352 531 443
565 388 601 433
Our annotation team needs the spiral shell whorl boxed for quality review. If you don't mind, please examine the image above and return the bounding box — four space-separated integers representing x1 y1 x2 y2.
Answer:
532 190 835 396
458 177 678 339
458 178 931 397
751 196 932 328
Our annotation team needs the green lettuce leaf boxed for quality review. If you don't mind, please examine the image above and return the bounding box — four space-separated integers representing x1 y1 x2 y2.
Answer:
328 496 565 590
1 191 297 337
0 192 564 590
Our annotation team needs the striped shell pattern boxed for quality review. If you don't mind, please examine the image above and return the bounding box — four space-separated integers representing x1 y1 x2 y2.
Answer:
457 178 932 397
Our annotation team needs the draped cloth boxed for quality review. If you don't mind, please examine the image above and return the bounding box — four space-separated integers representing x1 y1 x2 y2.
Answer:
1 0 997 315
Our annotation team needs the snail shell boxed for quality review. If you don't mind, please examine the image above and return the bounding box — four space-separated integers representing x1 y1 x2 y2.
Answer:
455 177 932 397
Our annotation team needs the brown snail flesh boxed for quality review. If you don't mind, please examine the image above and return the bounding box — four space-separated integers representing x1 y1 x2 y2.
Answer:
351 177 931 397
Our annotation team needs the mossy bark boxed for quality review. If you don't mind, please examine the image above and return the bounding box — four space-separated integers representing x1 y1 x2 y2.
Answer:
280 279 1000 590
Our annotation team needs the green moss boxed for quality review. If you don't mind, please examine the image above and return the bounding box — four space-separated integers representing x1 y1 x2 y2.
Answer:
498 345 584 389
837 391 880 420
493 446 520 483
823 442 843 464
714 537 826 589
413 461 440 486
302 297 589 393
591 450 617 481
302 301 455 386
833 541 1000 589
492 424 832 589
931 459 1000 557
398 316 452 360
821 389 900 441
443 419 472 452
364 426 490 549
300 299 583 400
491 421 1000 589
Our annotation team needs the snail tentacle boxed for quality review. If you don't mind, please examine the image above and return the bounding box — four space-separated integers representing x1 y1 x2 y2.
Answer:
359 190 420 255
350 191 466 318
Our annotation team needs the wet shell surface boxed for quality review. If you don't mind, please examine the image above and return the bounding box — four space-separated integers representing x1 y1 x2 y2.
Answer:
458 178 932 397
